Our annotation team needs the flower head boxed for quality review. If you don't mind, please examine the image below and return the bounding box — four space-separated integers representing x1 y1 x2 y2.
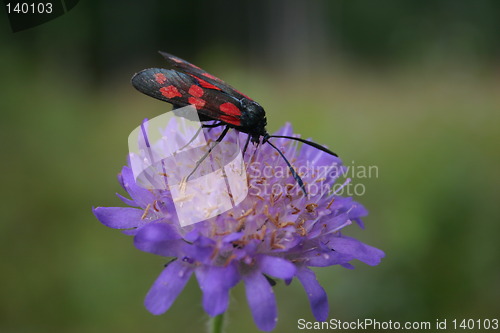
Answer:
94 121 384 331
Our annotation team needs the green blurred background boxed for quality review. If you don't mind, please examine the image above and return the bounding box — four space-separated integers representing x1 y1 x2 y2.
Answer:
1 1 499 332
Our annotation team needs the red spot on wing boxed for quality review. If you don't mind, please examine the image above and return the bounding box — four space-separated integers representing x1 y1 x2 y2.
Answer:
188 85 204 98
219 114 241 126
154 73 167 84
219 102 241 116
194 76 221 90
188 97 206 109
201 73 250 98
160 85 182 98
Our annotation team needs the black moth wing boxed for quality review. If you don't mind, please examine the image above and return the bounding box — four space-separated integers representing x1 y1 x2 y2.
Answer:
131 68 243 126
158 51 251 101
132 68 187 106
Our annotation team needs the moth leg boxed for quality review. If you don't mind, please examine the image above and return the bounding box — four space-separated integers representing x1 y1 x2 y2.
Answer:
184 126 230 183
242 134 251 158
248 136 261 163
178 122 225 152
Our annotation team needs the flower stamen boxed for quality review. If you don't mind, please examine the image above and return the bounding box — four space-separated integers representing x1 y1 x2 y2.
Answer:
326 197 335 209
141 204 151 220
236 208 254 221
305 203 318 213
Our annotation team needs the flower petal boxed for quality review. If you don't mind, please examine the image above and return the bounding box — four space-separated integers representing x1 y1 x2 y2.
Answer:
134 223 183 257
144 260 193 315
115 193 137 207
341 263 355 269
195 264 239 316
296 267 329 321
331 236 385 266
347 202 368 228
243 270 278 331
93 207 143 229
274 122 293 137
258 255 296 280
305 250 355 267
222 232 244 243
119 166 155 207
298 138 339 168
309 212 351 238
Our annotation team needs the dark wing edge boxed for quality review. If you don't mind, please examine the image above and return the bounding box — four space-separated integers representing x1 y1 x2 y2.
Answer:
158 51 251 100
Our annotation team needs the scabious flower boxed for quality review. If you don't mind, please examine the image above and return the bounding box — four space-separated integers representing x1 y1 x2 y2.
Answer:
93 121 384 332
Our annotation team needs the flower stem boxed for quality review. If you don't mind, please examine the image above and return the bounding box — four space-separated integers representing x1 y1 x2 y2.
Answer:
209 313 224 333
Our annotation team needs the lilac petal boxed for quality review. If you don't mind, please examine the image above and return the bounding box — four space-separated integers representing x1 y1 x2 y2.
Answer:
331 236 385 266
144 260 193 315
121 228 140 236
258 255 296 280
181 243 213 264
184 231 215 248
348 202 368 219
222 232 244 243
119 166 155 207
134 223 183 257
243 270 278 331
93 207 143 229
115 193 137 207
348 202 368 229
184 229 201 243
352 217 365 229
305 250 355 267
296 268 329 321
328 196 355 213
195 264 239 316
273 122 293 137
299 139 338 167
341 263 355 269
309 212 351 238
327 197 368 227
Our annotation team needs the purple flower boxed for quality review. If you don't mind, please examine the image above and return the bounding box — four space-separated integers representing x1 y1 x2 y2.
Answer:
93 122 384 331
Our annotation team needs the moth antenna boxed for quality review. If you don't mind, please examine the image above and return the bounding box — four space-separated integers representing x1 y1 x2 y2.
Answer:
268 135 338 157
264 136 307 196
